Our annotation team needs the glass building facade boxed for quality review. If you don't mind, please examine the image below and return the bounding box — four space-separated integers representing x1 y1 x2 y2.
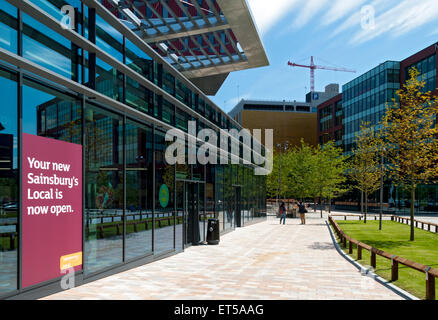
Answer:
332 47 438 214
342 61 400 154
0 0 267 298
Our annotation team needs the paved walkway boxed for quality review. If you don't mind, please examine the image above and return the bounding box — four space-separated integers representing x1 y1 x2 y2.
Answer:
43 215 403 300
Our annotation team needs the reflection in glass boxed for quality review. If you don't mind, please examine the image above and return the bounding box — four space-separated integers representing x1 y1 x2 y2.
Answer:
125 120 153 260
23 14 76 80
175 181 184 251
84 105 123 274
0 69 17 294
23 79 81 143
154 130 175 254
126 76 153 115
215 165 224 232
96 58 123 101
198 183 205 242
224 165 233 231
0 2 17 53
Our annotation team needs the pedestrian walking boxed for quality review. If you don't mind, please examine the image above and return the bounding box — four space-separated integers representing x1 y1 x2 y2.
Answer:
298 202 307 224
279 202 286 225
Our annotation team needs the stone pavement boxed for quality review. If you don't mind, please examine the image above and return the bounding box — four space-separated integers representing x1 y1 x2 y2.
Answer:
42 215 403 300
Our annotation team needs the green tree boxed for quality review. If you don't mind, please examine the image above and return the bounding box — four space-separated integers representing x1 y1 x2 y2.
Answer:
311 141 348 217
382 67 438 241
349 122 381 223
286 140 315 201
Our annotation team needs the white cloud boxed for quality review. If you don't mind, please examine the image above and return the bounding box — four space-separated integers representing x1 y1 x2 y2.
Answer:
247 0 301 36
291 0 330 29
320 0 366 26
350 0 438 45
330 0 391 38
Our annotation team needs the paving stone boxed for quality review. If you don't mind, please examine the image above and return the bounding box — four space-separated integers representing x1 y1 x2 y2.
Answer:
42 216 403 300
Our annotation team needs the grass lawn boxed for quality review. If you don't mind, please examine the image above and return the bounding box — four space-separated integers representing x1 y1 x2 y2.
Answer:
335 219 438 300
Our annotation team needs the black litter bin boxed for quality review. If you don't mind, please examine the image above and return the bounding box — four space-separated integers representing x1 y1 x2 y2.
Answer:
206 218 220 245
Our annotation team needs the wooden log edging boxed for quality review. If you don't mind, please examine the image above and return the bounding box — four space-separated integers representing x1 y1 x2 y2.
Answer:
328 215 438 300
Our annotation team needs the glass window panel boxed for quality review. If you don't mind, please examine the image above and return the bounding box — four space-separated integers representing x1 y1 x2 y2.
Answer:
162 69 175 96
23 14 76 80
125 38 154 82
223 164 233 230
23 78 81 144
125 120 153 260
0 68 17 294
175 108 189 132
176 79 190 105
95 14 123 62
0 1 17 53
84 104 123 274
154 130 175 254
162 99 174 125
95 58 123 102
126 76 153 114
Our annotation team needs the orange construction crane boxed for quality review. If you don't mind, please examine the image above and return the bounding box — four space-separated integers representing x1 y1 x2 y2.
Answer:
287 56 356 92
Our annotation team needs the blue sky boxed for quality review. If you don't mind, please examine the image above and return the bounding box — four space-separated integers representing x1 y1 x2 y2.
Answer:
209 0 438 112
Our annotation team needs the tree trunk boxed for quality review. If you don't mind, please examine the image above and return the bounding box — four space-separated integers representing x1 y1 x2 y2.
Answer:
364 191 368 223
314 197 317 212
361 190 364 215
410 186 415 241
329 197 332 213
320 195 323 218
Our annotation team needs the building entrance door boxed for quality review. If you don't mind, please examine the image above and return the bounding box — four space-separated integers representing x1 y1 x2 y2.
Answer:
183 182 201 247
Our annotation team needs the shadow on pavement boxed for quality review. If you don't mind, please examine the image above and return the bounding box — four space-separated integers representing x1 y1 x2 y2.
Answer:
307 242 334 250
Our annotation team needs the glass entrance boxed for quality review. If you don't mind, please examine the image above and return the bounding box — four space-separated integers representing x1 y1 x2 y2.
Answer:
176 181 202 248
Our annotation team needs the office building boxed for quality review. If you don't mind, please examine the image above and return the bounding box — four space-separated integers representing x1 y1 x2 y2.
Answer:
317 42 438 212
0 0 269 299
228 84 340 149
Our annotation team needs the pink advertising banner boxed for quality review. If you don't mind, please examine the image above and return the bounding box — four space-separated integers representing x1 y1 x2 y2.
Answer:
22 133 83 288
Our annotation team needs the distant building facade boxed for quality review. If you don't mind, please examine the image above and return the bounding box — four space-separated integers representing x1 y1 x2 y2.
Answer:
317 42 438 213
229 84 340 149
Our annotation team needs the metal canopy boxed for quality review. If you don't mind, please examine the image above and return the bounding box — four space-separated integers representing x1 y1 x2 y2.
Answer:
103 0 269 95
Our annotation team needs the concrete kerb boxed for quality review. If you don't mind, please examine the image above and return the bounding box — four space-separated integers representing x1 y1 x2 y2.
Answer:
325 220 419 300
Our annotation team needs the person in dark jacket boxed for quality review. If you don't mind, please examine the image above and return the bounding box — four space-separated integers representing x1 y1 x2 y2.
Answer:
298 202 307 224
279 202 286 225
